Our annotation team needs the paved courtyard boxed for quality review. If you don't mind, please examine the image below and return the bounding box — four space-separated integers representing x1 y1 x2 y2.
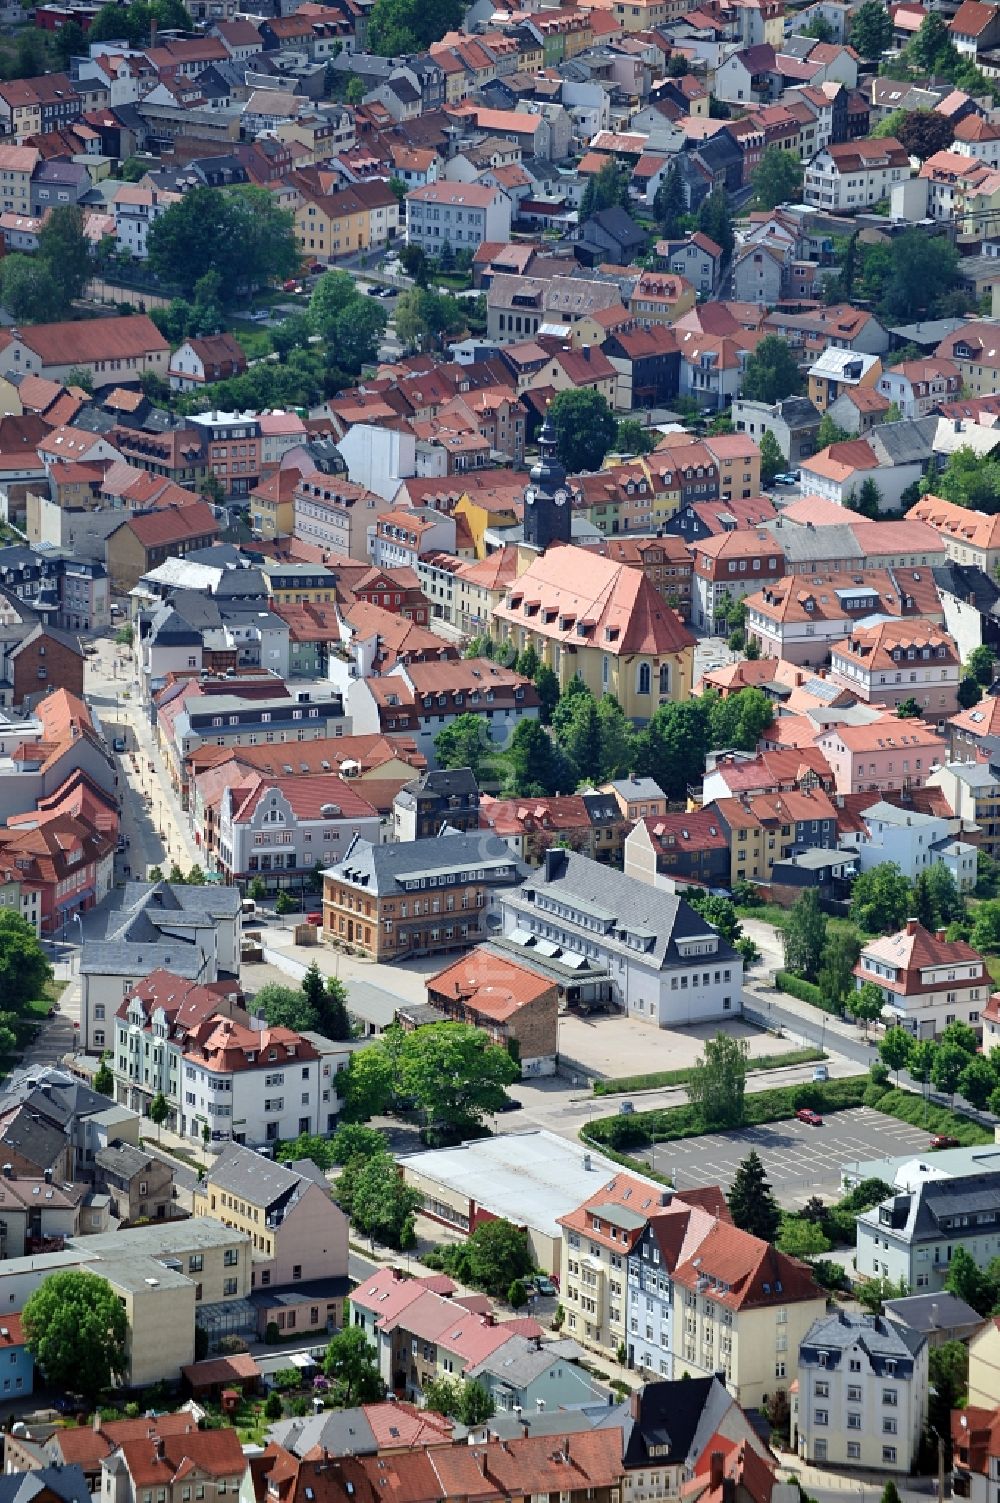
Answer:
557 1011 807 1081
638 1107 931 1208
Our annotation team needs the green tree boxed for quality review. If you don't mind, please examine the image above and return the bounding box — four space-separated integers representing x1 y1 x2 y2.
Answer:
896 697 920 718
549 387 617 472
148 1091 168 1139
960 1054 995 1109
880 230 959 322
931 1041 969 1102
255 983 314 1031
911 9 952 69
264 1390 283 1421
933 445 1000 514
275 892 297 916
320 976 352 1041
847 981 884 1038
697 189 734 260
9 27 47 77
53 20 86 69
368 0 462 51
777 1218 831 1257
959 675 984 709
596 694 639 780
346 75 365 104
752 147 803 210
38 206 91 311
559 695 603 782
334 298 388 372
909 1039 937 1088
323 1325 385 1404
851 0 894 56
686 893 743 946
463 1219 533 1297
434 712 488 775
850 862 911 933
637 699 711 801
0 255 63 323
0 910 51 1015
344 1150 421 1249
399 1022 518 1136
535 664 560 725
459 1379 495 1425
727 1150 780 1242
507 719 577 797
686 1032 749 1129
580 160 631 219
248 877 266 901
802 13 834 39
423 1375 464 1415
782 889 827 983
147 186 298 301
508 1278 529 1309
818 925 860 1010
945 1245 988 1313
758 429 783 485
276 1133 337 1170
93 1054 114 1097
653 162 685 238
855 1274 909 1314
23 1271 128 1404
614 418 656 456
816 413 851 448
969 644 995 685
851 476 882 519
879 1026 913 1083
394 287 465 352
930 1341 970 1466
741 335 802 404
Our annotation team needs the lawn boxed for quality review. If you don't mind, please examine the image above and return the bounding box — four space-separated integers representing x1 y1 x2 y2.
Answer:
228 322 273 362
738 902 872 944
986 954 1000 988
592 1046 825 1096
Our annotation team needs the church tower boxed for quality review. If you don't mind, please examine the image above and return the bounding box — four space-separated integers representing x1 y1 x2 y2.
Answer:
522 411 572 551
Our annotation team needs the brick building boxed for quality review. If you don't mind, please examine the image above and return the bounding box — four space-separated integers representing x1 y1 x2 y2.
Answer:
424 946 559 1075
105 503 222 594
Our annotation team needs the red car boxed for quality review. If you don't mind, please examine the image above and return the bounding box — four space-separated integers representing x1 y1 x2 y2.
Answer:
930 1135 960 1150
795 1107 823 1126
305 912 323 926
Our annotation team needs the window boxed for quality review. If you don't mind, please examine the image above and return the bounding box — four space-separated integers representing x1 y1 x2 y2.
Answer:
223 1278 238 1296
224 1249 238 1267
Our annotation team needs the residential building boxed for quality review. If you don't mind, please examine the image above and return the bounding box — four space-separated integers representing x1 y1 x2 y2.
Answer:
628 1209 826 1407
910 494 1000 574
168 335 247 392
405 182 512 253
814 720 947 796
321 828 526 961
0 315 169 390
745 568 943 665
793 1311 928 1472
969 1318 1000 1407
105 503 221 594
392 767 480 842
877 359 962 418
479 790 628 867
99 1422 247 1503
850 800 977 891
709 787 839 887
803 137 910 211
827 618 962 724
193 1144 348 1315
293 475 393 561
928 760 1000 860
499 848 744 1028
853 918 990 1038
691 529 784 633
624 811 731 893
424 947 558 1076
856 1171 1000 1293
93 1141 176 1224
808 349 882 412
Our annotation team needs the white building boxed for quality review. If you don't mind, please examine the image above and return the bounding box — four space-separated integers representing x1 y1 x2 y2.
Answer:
113 183 179 259
854 918 990 1039
804 137 911 211
849 799 977 891
405 182 512 253
794 1311 928 1473
499 847 743 1028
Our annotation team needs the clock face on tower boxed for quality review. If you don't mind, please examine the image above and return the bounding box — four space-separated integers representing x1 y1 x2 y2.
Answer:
554 488 569 507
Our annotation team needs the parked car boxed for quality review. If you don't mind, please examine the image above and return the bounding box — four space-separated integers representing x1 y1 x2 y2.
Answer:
774 471 800 486
618 1100 635 1115
112 736 127 753
531 1275 558 1297
812 1064 829 1082
795 1107 823 1126
305 912 323 925
497 1096 522 1112
930 1135 960 1150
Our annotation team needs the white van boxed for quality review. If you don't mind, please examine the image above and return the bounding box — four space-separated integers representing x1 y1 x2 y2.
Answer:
241 898 257 918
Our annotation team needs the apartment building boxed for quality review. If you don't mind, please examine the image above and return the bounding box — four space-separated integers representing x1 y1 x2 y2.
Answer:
293 476 392 560
405 182 512 253
910 493 1000 574
559 1171 674 1358
850 800 976 891
708 787 839 886
215 773 380 892
192 1144 348 1295
853 917 990 1039
814 720 947 797
100 1426 247 1503
745 568 942 665
804 137 910 211
628 1212 825 1409
828 618 962 725
928 761 1000 860
794 1311 928 1473
691 529 785 634
856 1172 1000 1293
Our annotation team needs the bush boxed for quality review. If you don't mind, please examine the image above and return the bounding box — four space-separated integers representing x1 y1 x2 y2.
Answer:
871 1087 992 1145
775 971 840 1013
812 1259 850 1291
584 1076 869 1148
264 1322 280 1345
592 1048 824 1095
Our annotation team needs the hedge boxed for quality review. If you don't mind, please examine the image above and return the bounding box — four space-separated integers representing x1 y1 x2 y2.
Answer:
866 1085 993 1146
582 1075 870 1150
592 1047 825 1096
774 971 841 1015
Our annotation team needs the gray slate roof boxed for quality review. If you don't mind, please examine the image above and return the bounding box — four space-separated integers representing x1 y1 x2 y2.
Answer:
800 1310 925 1374
205 1143 326 1214
0 1468 91 1503
326 829 526 895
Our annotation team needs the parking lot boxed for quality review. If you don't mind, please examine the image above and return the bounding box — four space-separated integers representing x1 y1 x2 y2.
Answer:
639 1107 931 1208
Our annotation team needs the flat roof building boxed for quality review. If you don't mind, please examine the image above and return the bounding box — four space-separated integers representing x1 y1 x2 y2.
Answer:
396 1129 662 1275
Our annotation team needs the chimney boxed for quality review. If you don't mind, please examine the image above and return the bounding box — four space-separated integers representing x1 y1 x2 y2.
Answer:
937 928 947 942
629 1390 642 1421
153 1438 165 1460
44 1168 52 1184
905 917 919 935
93 1412 103 1434
710 1453 725 1491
